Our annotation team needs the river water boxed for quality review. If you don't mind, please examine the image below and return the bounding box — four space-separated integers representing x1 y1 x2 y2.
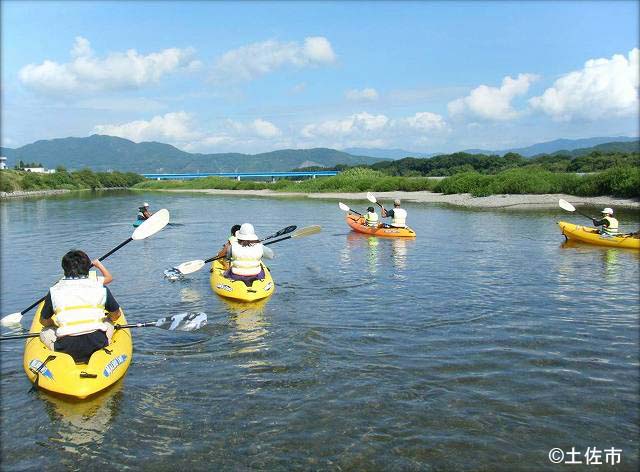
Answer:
1 191 638 470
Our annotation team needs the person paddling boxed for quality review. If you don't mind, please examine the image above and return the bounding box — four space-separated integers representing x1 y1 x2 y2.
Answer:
216 224 241 270
39 250 122 364
137 202 153 222
225 223 274 282
592 207 619 235
381 198 408 228
364 207 379 227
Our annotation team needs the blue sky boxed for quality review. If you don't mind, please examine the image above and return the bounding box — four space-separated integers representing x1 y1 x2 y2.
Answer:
2 1 638 153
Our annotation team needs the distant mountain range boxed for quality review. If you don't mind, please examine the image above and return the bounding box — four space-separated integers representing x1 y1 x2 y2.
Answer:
461 136 639 157
1 134 637 173
343 147 436 159
0 135 386 173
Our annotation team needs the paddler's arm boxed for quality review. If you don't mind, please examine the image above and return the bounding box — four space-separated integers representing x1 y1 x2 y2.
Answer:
104 288 121 322
381 206 388 218
92 259 113 285
592 218 607 227
40 292 56 327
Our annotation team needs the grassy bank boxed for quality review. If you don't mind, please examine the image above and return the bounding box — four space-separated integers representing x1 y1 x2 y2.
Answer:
0 169 145 193
134 166 639 199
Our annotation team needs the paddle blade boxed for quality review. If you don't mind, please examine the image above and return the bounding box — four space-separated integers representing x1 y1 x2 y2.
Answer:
155 312 208 331
0 312 23 326
291 225 322 238
558 199 576 212
339 202 350 212
366 192 377 203
132 208 170 240
262 225 297 241
175 260 206 275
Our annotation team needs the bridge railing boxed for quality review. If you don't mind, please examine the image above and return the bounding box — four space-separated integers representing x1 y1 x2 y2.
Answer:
141 171 340 181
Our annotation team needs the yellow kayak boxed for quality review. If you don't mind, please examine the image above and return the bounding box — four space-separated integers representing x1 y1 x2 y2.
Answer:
23 302 132 399
558 221 640 250
210 259 274 302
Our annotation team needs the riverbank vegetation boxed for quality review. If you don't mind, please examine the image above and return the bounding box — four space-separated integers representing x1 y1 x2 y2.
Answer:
0 169 145 193
134 165 640 198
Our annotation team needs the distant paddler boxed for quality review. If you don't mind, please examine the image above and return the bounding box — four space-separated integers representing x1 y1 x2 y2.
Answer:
592 207 619 235
137 202 153 222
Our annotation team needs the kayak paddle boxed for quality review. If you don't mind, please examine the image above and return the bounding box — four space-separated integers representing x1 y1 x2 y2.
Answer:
338 202 362 216
0 209 171 327
366 192 384 210
558 199 595 221
0 312 208 341
169 225 321 276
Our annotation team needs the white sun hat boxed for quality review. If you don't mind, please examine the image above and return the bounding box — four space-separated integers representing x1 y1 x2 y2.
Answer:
143 202 150 207
601 207 613 214
236 223 258 241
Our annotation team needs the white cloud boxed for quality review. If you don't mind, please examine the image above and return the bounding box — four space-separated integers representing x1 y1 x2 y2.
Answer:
19 36 200 96
448 73 538 121
345 88 379 101
94 112 282 151
94 112 200 143
529 48 639 121
300 111 449 149
301 112 389 138
211 36 336 83
401 112 448 132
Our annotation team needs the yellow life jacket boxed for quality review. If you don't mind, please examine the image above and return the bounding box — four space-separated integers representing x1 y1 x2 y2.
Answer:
50 277 107 337
230 242 263 276
364 211 379 227
603 216 619 235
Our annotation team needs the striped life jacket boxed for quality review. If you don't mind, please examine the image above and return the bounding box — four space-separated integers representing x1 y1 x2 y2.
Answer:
602 216 619 235
364 212 379 227
50 277 107 337
230 242 264 276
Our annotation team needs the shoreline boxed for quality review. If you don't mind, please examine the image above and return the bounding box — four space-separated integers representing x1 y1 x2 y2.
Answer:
2 187 638 209
137 188 640 209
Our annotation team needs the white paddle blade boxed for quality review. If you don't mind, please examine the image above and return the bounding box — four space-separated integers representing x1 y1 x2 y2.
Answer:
291 225 322 238
366 192 377 203
0 312 23 326
176 259 206 275
558 199 576 212
132 208 170 240
338 202 350 212
155 312 208 331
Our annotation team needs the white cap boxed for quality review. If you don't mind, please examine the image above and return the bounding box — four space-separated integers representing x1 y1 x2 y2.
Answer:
236 223 258 241
394 199 401 206
601 207 613 214
143 202 149 207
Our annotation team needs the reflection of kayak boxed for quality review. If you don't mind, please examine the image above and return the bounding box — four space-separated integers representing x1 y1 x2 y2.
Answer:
210 259 274 302
23 302 133 399
346 215 416 238
558 221 640 249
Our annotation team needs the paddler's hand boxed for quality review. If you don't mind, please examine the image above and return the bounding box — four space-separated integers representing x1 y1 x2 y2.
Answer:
92 259 105 270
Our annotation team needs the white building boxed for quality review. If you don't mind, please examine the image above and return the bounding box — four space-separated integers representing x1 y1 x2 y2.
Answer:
0 156 6 170
23 167 56 174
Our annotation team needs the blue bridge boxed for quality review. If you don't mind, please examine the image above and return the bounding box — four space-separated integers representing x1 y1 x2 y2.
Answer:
141 171 340 181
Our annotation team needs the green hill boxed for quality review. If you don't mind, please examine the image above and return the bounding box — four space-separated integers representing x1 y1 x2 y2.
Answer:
0 135 385 173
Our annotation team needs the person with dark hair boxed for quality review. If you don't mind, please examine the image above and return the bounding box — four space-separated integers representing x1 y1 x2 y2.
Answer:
39 250 121 363
216 224 242 270
225 223 274 282
364 206 379 227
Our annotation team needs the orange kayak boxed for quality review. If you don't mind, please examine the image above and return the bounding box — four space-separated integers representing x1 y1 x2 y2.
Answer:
345 214 416 238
